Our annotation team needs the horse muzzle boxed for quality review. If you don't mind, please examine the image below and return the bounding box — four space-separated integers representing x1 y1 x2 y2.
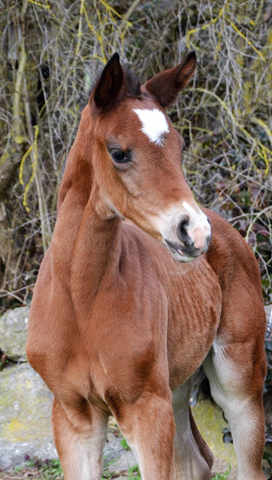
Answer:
162 209 212 262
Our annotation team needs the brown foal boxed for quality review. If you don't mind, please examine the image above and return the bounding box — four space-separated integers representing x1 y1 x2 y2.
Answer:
27 52 267 480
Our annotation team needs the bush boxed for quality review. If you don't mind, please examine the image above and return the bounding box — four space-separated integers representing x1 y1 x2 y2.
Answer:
0 0 271 310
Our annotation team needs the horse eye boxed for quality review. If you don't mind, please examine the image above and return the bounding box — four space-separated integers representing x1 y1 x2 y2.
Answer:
111 150 130 164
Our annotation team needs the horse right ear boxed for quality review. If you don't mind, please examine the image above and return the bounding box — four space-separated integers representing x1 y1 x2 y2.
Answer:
91 53 124 113
144 52 196 108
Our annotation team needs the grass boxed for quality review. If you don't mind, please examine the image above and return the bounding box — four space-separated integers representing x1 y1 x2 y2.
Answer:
1 457 231 480
212 465 231 479
119 438 131 451
18 458 63 479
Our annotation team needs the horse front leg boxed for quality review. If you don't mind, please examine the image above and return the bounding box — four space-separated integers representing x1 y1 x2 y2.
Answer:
51 397 108 480
172 380 213 480
108 389 175 480
203 334 266 480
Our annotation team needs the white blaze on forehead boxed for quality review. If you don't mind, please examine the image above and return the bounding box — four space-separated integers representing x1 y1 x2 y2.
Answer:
133 108 169 146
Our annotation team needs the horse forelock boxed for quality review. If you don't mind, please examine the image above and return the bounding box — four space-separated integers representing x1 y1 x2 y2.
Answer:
123 67 142 99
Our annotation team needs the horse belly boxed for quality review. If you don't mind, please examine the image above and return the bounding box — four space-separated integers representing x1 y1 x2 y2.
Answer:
167 258 222 390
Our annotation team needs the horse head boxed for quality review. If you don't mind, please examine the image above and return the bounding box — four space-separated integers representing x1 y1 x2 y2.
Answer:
88 52 211 262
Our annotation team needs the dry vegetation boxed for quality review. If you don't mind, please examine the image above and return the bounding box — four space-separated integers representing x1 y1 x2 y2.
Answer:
0 0 272 473
0 0 271 311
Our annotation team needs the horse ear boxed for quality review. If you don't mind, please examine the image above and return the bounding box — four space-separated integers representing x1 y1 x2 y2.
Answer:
92 53 124 112
144 52 196 108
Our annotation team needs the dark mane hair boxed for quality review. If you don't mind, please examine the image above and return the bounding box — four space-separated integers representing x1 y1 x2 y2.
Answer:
123 66 142 99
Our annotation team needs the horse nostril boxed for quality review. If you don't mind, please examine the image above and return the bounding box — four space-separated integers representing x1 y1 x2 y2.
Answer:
177 215 191 245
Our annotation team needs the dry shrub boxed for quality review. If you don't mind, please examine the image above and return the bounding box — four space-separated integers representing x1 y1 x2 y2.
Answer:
0 0 271 310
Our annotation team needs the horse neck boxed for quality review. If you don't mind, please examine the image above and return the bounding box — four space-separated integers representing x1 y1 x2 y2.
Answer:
51 106 122 306
57 106 93 211
69 198 122 312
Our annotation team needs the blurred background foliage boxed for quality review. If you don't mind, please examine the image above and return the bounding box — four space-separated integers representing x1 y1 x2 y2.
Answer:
0 0 271 312
0 0 271 310
0 0 272 472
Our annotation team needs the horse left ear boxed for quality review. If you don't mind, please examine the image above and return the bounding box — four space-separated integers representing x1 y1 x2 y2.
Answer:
92 53 124 113
144 51 196 108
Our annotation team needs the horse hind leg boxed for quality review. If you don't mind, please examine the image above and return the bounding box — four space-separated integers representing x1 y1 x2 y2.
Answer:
203 332 266 480
172 380 213 480
51 397 108 480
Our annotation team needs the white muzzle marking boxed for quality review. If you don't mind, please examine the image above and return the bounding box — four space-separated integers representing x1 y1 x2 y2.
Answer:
150 201 211 259
182 202 211 249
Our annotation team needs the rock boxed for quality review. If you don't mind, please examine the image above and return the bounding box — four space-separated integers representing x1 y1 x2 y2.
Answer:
0 306 30 361
0 362 125 470
105 431 125 463
0 362 56 469
107 450 137 473
265 304 272 324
